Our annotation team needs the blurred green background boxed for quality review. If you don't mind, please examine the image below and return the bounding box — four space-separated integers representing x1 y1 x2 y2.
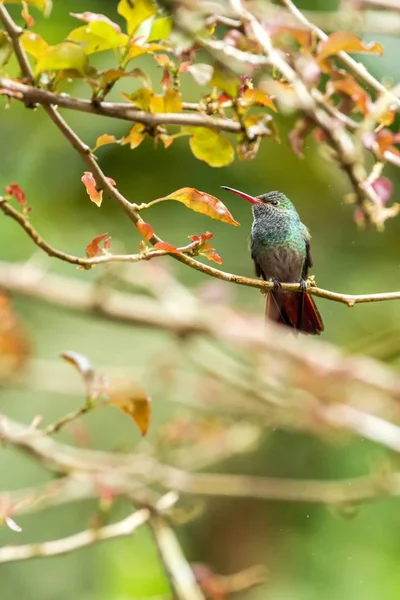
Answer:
1 1 400 599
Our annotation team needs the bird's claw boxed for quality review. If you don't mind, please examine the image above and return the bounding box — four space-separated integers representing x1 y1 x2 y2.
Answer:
271 278 282 292
299 278 307 292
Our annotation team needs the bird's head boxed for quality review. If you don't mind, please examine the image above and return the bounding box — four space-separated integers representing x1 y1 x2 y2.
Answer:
221 187 296 213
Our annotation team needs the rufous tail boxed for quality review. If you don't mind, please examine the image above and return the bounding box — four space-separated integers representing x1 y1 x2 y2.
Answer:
266 290 324 335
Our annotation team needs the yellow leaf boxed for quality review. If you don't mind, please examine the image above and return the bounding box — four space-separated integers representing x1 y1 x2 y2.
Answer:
154 187 239 225
121 123 146 149
188 128 235 167
92 134 117 151
106 378 151 436
68 22 129 55
126 87 152 110
117 0 157 36
163 89 182 112
1 0 52 15
317 31 383 62
20 31 48 60
148 16 173 41
35 41 88 76
149 94 164 113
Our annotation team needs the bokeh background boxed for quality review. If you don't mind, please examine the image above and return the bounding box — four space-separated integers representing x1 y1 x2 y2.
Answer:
1 1 400 599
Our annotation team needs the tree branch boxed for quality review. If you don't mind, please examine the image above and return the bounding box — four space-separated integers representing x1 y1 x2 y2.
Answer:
0 78 244 134
0 509 150 563
0 197 202 268
150 515 205 600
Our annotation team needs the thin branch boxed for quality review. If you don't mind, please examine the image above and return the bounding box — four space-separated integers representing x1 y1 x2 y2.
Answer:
4 411 400 509
0 197 201 268
150 515 205 600
0 78 243 134
0 509 150 563
281 0 400 109
0 262 208 334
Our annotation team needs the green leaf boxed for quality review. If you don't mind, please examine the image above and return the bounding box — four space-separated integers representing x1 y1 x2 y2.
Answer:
35 41 88 76
148 16 173 41
0 31 12 66
117 0 157 36
210 63 239 98
188 128 234 167
68 22 129 55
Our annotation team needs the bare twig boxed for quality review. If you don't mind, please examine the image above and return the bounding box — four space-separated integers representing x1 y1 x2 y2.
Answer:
0 509 150 563
150 515 205 600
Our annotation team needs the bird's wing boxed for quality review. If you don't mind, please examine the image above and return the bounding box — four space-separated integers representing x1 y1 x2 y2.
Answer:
301 224 313 279
250 237 266 279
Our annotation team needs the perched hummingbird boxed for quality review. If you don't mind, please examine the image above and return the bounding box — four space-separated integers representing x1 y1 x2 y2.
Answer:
221 186 324 335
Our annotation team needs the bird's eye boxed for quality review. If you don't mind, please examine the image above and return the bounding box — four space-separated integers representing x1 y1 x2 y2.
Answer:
271 199 279 206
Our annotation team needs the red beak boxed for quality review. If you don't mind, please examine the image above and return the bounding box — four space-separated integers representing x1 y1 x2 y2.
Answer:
220 186 262 205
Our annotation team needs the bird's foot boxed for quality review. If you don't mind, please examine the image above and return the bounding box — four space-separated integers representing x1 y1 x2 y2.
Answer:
270 278 282 292
299 278 307 293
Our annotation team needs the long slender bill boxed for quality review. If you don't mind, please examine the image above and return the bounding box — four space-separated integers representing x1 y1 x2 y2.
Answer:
220 186 262 205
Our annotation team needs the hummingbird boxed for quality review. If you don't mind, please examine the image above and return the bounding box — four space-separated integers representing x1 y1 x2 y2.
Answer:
221 186 324 335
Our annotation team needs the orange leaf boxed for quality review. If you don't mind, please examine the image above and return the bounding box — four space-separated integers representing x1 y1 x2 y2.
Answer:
242 88 277 112
85 232 111 258
21 2 35 27
317 31 383 62
5 183 27 207
92 134 117 151
155 188 239 226
136 219 154 241
121 123 146 150
106 378 151 436
327 76 370 115
0 290 30 382
81 172 116 207
153 241 180 253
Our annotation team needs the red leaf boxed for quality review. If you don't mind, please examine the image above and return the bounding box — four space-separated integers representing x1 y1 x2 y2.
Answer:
161 67 171 90
136 219 154 241
85 233 111 258
5 183 26 206
189 231 213 243
153 241 180 253
204 250 223 264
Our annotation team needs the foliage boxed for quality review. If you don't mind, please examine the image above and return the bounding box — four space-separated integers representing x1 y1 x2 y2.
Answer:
0 1 400 600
